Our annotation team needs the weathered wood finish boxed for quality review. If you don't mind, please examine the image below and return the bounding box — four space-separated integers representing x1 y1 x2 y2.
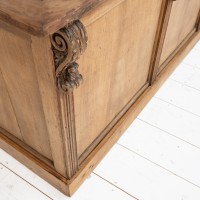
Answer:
51 20 88 93
0 0 112 36
74 0 163 159
0 0 200 197
30 36 69 177
158 0 200 72
0 21 71 177
50 20 89 178
0 72 21 139
149 0 174 83
0 28 53 160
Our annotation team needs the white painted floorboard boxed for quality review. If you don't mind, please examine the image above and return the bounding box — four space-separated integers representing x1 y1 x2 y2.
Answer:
0 164 51 200
94 145 200 200
118 119 200 187
0 150 137 200
0 42 200 200
155 79 200 117
138 98 200 148
170 63 200 91
182 48 200 68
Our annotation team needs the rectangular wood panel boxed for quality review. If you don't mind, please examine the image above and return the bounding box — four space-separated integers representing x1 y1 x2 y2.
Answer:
0 28 53 160
159 0 200 67
74 0 163 158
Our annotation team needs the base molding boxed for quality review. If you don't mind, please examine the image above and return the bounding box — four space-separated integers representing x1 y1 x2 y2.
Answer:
0 130 70 195
0 31 200 196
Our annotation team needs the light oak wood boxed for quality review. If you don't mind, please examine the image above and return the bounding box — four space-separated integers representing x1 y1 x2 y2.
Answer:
75 0 163 158
82 0 125 26
30 36 69 177
159 0 200 70
0 0 200 196
149 0 174 83
0 72 21 139
0 0 125 36
0 22 73 177
0 28 53 160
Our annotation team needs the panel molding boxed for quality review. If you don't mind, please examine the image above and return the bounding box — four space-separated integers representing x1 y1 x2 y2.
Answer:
149 0 174 83
79 83 149 164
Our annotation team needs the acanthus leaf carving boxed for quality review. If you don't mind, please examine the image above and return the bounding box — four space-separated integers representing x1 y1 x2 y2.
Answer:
51 20 88 93
57 62 83 92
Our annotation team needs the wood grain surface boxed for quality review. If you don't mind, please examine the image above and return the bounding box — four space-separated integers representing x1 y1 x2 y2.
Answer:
74 0 163 158
0 28 53 160
159 0 200 66
0 72 21 139
0 0 122 36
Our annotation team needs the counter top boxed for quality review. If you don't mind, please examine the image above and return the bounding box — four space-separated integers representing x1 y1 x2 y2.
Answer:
0 0 105 36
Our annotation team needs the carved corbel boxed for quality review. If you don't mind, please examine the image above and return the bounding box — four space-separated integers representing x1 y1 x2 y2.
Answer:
51 20 88 93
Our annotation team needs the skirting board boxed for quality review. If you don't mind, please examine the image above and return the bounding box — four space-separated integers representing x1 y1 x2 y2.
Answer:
0 31 200 196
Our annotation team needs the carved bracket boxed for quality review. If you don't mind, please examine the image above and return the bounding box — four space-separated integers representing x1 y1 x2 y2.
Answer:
51 20 88 93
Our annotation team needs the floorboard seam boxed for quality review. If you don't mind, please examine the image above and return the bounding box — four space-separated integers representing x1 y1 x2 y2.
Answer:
116 143 200 190
92 172 139 200
136 118 200 150
169 78 200 93
154 96 200 118
0 162 54 200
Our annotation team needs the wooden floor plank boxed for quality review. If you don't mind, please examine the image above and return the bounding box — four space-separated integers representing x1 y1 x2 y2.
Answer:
155 79 200 117
0 164 10 180
118 119 200 187
138 98 200 148
170 63 200 91
94 145 200 200
182 49 200 68
0 164 52 200
0 149 19 170
0 149 137 200
194 42 200 51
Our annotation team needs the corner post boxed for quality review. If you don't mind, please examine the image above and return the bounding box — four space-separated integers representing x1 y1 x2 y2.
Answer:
50 20 88 178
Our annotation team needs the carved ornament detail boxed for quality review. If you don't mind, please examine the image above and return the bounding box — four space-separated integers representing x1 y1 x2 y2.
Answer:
51 20 88 93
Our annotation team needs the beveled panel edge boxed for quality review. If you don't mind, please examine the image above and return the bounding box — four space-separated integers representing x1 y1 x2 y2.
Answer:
157 4 200 74
151 2 200 78
149 0 174 84
158 29 197 74
78 82 149 164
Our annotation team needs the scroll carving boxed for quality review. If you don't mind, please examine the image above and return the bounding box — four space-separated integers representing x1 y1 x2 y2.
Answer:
51 20 88 92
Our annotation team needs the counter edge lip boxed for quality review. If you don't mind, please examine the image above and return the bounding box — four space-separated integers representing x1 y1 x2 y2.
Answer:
0 0 104 37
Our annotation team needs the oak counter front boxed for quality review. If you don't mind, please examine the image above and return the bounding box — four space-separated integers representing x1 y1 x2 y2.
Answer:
0 0 200 196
